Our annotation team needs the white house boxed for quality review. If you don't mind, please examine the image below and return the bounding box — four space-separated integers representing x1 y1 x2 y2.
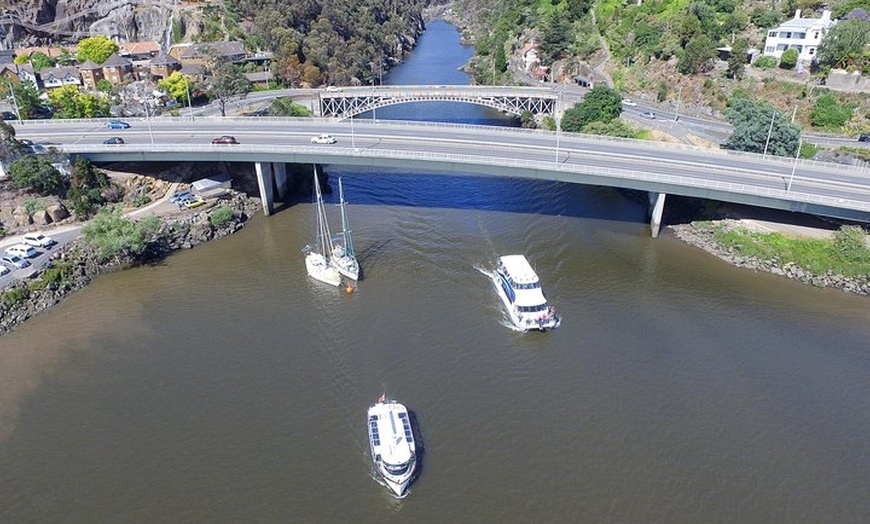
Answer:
763 9 835 62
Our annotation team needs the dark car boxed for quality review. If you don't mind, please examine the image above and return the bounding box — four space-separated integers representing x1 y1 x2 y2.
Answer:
212 135 238 144
1 111 16 120
103 137 125 144
859 134 870 143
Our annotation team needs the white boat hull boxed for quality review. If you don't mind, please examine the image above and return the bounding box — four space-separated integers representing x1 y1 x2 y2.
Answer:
332 247 360 281
305 252 342 287
491 255 561 331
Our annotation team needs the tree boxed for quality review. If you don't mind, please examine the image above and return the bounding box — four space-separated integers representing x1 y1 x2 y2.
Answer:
0 121 27 163
727 39 749 79
29 51 55 71
539 14 572 65
560 85 623 132
678 35 716 74
81 207 159 263
832 225 869 262
724 98 801 157
810 93 855 129
779 48 799 69
76 35 120 64
10 81 46 120
205 59 251 117
66 157 112 219
158 71 194 102
48 85 110 118
816 18 870 72
8 155 65 195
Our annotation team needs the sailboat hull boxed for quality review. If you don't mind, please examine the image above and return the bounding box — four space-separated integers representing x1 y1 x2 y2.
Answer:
306 252 342 287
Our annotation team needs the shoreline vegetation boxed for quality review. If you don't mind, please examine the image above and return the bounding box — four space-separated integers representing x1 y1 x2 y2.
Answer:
669 220 870 296
0 191 261 336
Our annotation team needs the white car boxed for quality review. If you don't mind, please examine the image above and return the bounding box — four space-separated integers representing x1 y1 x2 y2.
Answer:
621 99 637 107
0 265 9 276
6 243 38 259
325 85 342 92
23 232 56 248
311 134 337 144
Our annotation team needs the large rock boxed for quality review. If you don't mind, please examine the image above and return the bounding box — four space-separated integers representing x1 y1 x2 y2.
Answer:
46 203 70 223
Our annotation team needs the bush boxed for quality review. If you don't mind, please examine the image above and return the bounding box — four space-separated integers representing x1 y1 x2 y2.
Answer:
779 49 799 69
754 56 777 69
1 286 30 307
810 93 855 130
208 205 234 227
132 195 152 207
832 225 868 262
656 81 668 103
81 207 160 262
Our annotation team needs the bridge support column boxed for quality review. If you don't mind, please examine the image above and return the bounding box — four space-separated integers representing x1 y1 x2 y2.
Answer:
648 192 667 238
255 162 275 216
273 162 288 200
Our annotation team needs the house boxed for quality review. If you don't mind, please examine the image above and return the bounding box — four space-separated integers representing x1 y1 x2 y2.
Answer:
169 41 246 64
101 53 134 85
244 70 273 88
119 41 161 61
40 66 82 89
17 64 40 88
763 9 835 62
520 42 539 71
78 60 104 90
0 63 19 84
149 52 181 80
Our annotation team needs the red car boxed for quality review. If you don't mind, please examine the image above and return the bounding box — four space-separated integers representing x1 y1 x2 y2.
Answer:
211 136 238 144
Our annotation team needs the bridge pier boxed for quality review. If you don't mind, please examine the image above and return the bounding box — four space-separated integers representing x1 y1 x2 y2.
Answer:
255 162 276 216
648 192 667 238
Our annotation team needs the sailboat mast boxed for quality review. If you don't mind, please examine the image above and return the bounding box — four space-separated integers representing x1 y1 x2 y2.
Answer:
338 178 355 258
313 169 333 258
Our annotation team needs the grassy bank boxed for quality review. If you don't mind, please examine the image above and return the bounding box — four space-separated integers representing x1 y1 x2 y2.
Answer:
700 221 870 279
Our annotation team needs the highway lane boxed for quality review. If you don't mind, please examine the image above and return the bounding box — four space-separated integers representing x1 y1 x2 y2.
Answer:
12 118 870 219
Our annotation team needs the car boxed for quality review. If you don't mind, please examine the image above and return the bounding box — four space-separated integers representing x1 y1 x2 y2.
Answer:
859 134 870 143
169 190 193 204
103 137 125 144
181 196 207 209
311 134 337 144
325 85 342 92
5 243 38 259
621 99 637 107
1 255 31 270
1 111 16 120
22 232 56 248
640 111 656 120
107 120 131 129
0 265 9 276
211 135 238 144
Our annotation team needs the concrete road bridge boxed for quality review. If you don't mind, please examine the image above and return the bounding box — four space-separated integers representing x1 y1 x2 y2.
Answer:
317 85 559 119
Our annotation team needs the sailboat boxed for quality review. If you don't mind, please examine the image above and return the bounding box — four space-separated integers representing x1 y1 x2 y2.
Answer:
331 178 360 281
302 168 342 287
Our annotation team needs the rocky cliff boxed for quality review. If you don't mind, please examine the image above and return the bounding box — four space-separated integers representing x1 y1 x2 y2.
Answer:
0 0 173 48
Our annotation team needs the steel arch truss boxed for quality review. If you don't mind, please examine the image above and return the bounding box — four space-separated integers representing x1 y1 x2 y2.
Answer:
320 92 556 119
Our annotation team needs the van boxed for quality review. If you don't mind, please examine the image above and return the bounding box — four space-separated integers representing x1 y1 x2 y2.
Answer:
5 243 38 259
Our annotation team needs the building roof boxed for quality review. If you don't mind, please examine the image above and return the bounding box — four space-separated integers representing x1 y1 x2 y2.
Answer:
150 51 180 66
179 63 205 76
102 53 133 68
178 41 245 59
41 66 81 81
244 71 273 82
774 9 834 31
79 59 102 70
120 41 161 56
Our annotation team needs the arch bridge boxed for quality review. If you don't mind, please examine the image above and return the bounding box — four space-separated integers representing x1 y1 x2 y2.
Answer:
318 85 558 119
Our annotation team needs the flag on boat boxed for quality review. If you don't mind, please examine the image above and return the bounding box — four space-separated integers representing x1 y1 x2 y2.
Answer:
378 393 386 403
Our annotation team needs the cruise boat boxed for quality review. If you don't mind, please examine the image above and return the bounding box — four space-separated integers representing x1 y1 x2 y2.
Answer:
367 395 417 497
493 254 561 331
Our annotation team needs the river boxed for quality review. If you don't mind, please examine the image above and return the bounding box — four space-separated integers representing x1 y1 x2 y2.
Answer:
1 20 869 524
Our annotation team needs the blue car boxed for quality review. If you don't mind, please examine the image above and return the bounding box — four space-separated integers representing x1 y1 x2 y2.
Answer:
107 120 131 129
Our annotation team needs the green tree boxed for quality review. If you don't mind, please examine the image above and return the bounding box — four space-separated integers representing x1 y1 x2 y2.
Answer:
727 39 749 79
754 56 777 69
817 18 870 72
29 51 55 71
205 59 252 117
13 54 29 65
76 35 120 64
519 110 537 129
678 35 716 74
810 93 855 129
158 71 195 102
0 121 27 163
268 97 313 116
581 119 637 138
832 225 869 262
81 207 160 263
779 48 799 69
539 14 573 65
10 81 46 119
8 155 65 195
560 85 622 132
724 98 801 157
48 85 110 118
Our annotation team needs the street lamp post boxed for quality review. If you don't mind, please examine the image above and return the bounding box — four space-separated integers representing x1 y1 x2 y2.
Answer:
141 98 154 144
554 92 562 168
186 81 194 121
762 109 776 158
675 86 682 122
6 81 21 122
786 136 802 193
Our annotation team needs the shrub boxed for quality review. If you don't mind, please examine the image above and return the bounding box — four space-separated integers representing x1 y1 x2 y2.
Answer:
81 207 160 263
132 195 152 207
779 49 799 69
754 56 777 69
208 205 234 227
2 286 30 306
810 93 855 129
657 81 668 103
832 225 868 262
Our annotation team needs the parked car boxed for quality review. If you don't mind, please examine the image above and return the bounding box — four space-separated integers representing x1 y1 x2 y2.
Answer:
311 134 337 144
325 85 342 92
169 190 193 204
1 255 31 270
0 265 9 276
181 196 207 209
211 135 238 144
5 243 38 259
1 111 16 120
23 232 56 248
103 137 125 144
621 99 637 107
107 120 131 129
859 134 870 143
640 111 656 119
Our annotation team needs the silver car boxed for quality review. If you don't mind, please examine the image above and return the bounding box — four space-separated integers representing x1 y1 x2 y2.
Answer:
1 255 31 270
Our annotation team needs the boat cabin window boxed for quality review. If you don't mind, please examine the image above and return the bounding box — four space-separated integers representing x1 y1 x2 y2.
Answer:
384 462 409 475
517 304 548 313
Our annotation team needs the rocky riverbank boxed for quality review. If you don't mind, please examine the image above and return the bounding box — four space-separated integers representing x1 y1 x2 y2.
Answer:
669 220 870 296
0 192 262 335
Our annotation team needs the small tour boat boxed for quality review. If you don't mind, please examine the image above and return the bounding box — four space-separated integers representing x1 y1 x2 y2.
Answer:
493 254 561 331
367 395 417 497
